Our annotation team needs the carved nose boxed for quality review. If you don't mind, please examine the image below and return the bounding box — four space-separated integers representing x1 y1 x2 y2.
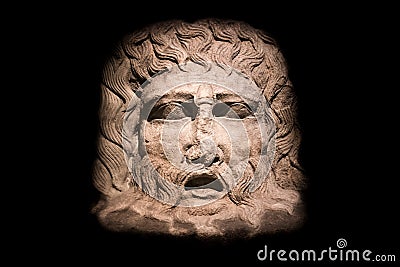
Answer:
186 138 218 167
183 84 223 167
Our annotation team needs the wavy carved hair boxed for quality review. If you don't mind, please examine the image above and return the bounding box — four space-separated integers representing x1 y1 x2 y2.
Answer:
92 18 305 200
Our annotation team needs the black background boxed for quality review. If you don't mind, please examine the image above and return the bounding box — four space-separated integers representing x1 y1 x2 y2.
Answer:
24 2 398 265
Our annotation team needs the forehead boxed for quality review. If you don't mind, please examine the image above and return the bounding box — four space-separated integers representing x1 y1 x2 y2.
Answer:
152 83 248 101
142 82 263 107
136 62 269 114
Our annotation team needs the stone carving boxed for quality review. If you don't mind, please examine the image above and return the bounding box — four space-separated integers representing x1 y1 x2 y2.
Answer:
91 18 306 237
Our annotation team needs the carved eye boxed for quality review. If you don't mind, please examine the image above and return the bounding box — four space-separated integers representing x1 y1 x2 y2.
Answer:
213 102 254 119
148 102 197 121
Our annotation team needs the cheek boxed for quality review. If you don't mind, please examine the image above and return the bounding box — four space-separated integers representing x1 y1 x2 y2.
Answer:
243 119 262 174
143 121 168 166
243 118 262 160
213 118 262 165
211 123 231 162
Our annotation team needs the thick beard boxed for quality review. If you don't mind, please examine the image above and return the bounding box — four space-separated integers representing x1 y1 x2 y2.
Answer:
129 152 294 209
96 154 303 236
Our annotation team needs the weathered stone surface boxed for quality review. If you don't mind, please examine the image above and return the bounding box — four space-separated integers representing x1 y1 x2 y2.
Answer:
91 18 306 238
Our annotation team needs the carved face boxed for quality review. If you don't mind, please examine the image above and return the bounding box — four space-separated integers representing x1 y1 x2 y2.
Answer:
93 19 305 236
124 63 275 207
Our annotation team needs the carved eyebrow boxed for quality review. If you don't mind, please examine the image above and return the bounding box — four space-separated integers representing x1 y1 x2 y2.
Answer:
151 92 194 107
216 93 258 110
215 92 243 102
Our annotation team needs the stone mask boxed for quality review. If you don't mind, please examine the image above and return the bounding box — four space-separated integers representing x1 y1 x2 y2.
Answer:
91 18 306 237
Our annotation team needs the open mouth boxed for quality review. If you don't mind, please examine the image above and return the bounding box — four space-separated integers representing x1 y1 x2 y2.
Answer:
183 173 224 192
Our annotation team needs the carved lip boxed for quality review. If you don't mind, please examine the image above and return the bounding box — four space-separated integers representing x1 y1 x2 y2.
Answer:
183 172 224 192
